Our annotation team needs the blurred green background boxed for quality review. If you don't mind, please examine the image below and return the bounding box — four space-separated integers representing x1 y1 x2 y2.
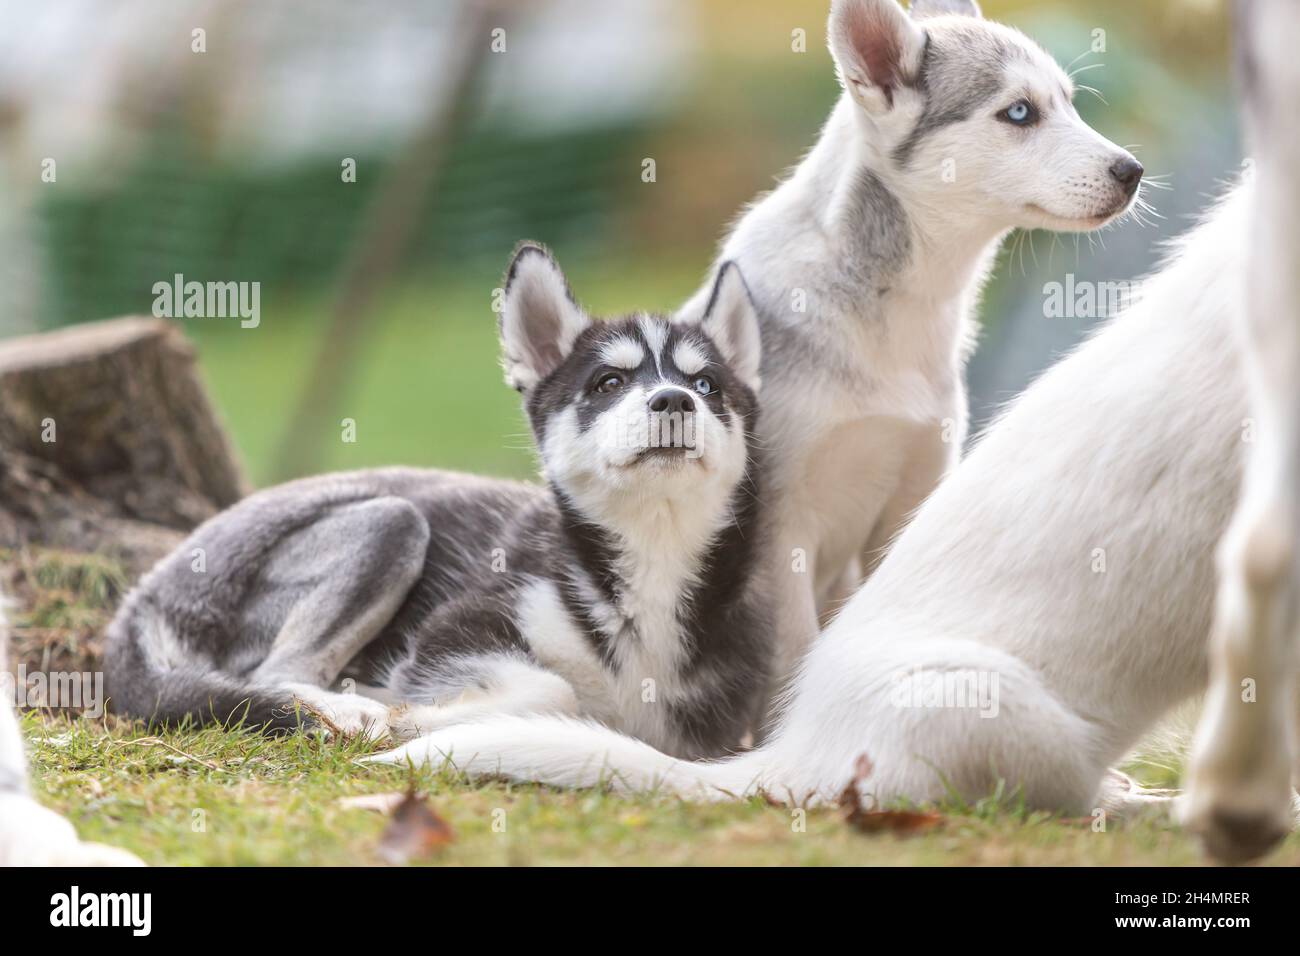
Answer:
0 0 1237 487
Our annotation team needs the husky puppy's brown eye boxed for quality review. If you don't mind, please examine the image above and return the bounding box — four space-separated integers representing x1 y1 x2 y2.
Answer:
693 376 716 397
594 373 624 394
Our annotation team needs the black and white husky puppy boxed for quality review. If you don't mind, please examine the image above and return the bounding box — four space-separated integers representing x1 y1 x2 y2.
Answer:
105 245 770 759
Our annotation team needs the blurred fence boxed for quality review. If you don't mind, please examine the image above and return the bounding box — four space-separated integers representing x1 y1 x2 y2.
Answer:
0 0 690 333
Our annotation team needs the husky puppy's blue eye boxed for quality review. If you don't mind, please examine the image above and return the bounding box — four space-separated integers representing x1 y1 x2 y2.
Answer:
999 100 1038 126
693 376 716 397
594 373 624 394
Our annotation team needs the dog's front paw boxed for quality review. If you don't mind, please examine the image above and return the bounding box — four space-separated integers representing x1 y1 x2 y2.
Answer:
386 703 460 742
0 794 145 867
293 692 392 742
385 704 420 742
1180 784 1295 864
1181 704 1297 862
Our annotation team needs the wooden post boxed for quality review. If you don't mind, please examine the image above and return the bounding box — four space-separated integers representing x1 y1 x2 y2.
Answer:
0 316 248 573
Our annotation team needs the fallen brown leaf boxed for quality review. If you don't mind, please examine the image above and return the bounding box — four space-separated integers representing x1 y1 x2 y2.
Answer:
377 790 455 864
845 808 945 835
839 751 945 836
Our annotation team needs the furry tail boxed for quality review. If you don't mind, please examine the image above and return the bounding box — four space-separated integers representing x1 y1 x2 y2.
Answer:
104 600 305 734
365 714 769 799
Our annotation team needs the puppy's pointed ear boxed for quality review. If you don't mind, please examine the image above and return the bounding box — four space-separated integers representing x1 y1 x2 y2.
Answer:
499 243 591 392
828 0 927 112
909 0 981 19
701 262 762 393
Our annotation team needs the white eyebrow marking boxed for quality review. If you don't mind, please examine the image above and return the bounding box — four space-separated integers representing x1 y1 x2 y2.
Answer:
599 336 645 370
672 340 709 376
638 314 668 374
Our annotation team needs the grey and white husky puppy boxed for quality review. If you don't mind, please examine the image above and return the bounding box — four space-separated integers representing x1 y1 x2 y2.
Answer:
105 245 770 759
677 0 1146 690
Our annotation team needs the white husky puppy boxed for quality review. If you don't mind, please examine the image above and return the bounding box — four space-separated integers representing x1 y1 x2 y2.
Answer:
370 179 1255 818
676 0 1143 686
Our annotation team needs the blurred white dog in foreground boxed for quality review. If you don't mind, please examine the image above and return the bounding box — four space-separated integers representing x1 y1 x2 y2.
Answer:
1183 0 1300 863
0 601 142 865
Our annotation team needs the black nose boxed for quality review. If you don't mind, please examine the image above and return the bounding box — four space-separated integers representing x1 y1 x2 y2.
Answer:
1108 156 1144 194
649 389 695 415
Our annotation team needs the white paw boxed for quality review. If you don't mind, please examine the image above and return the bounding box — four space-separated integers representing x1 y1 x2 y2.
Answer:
1180 785 1295 863
385 704 465 742
291 689 392 741
0 794 145 867
1183 711 1296 862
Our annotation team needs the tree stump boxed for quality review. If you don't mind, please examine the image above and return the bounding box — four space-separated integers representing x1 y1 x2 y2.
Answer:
0 316 248 574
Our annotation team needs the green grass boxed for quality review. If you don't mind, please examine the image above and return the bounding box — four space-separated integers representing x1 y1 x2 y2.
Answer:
24 712 1300 867
10 547 1300 867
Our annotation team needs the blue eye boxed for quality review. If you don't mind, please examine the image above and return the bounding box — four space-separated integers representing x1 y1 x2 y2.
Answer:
1000 100 1037 126
693 376 716 397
